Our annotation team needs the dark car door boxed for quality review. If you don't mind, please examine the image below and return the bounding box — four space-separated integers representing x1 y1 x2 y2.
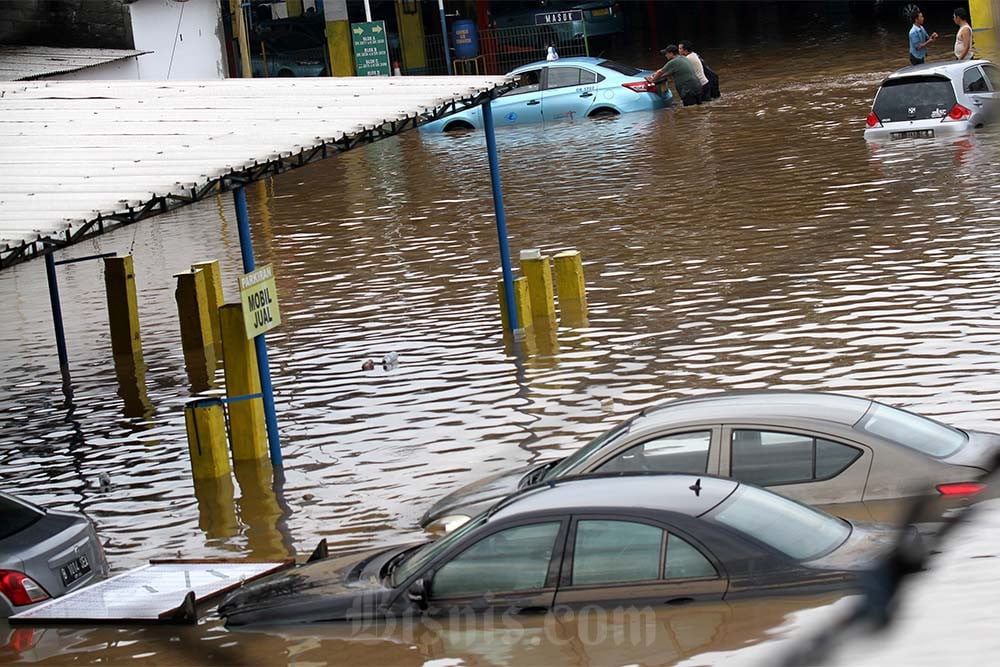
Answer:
426 519 567 613
554 517 727 608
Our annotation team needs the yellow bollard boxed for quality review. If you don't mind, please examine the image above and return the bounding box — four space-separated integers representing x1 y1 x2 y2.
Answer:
554 250 589 328
498 276 532 335
191 261 224 349
185 400 230 480
220 303 268 462
104 256 143 362
175 268 217 390
520 250 556 326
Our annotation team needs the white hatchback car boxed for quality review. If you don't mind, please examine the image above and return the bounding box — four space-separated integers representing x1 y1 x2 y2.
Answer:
864 59 998 140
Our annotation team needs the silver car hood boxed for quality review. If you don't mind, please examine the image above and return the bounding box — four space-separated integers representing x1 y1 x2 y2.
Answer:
420 463 544 526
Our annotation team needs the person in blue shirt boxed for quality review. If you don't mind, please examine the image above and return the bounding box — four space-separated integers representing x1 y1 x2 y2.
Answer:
907 5 938 65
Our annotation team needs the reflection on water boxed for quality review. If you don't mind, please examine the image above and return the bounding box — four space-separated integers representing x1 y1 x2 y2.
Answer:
1 9 999 666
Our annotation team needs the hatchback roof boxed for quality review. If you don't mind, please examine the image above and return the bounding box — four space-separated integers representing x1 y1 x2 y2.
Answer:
887 59 993 79
489 473 737 521
633 390 873 430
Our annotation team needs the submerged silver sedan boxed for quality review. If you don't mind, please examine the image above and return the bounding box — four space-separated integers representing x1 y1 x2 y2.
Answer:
421 391 1000 534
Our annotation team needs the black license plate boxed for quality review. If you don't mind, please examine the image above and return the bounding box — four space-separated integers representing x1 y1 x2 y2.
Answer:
890 129 934 139
60 554 91 586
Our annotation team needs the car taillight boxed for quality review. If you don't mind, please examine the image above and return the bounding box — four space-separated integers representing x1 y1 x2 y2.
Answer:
623 81 655 93
0 570 50 606
865 111 880 128
936 482 985 496
944 103 972 121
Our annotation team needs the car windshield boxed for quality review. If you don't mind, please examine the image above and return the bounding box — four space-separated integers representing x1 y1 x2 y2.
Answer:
542 419 632 481
0 494 44 540
597 60 641 76
872 75 956 122
709 485 850 560
856 402 967 458
391 514 487 587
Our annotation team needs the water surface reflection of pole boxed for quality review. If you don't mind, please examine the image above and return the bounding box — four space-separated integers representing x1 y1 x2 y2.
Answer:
234 186 283 467
482 99 519 334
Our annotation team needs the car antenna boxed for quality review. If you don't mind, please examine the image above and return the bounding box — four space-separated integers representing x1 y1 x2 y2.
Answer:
689 478 702 497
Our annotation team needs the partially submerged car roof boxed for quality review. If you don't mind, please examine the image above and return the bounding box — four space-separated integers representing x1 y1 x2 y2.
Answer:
885 58 994 80
489 473 738 521
636 390 873 429
511 56 607 73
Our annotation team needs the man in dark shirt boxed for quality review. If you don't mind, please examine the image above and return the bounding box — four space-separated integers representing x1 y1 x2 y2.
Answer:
646 44 701 106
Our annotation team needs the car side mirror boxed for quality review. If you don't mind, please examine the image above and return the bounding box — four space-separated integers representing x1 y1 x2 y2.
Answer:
407 577 429 611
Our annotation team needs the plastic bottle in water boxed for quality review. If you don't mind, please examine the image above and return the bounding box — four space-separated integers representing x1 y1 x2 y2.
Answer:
382 351 399 370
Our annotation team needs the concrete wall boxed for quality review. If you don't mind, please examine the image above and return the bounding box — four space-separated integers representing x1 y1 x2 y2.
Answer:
130 0 227 80
46 56 142 80
0 0 133 48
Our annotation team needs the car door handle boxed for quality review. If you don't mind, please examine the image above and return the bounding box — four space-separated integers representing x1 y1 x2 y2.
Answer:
972 99 983 106
664 597 694 606
526 99 540 106
579 92 593 98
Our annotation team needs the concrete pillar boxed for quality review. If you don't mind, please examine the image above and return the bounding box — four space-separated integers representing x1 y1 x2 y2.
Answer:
191 260 224 348
104 256 143 362
554 250 589 328
175 268 217 391
969 0 996 31
220 303 268 462
520 250 556 326
498 276 532 336
230 0 253 77
324 0 355 76
395 0 428 74
185 401 230 480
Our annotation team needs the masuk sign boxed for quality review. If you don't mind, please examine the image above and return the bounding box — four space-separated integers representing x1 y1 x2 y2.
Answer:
239 264 281 339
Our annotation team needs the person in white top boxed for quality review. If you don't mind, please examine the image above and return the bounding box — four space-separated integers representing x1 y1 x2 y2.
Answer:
953 7 973 60
679 41 710 102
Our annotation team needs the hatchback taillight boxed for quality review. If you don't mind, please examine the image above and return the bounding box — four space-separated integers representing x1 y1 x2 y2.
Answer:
936 482 985 496
0 570 50 606
865 111 881 128
623 81 656 93
944 103 972 121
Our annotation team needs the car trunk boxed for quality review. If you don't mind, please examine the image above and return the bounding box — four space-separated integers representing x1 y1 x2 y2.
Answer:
872 75 956 123
1 511 103 600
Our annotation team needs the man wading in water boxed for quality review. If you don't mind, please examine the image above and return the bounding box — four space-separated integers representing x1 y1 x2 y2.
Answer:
646 44 702 107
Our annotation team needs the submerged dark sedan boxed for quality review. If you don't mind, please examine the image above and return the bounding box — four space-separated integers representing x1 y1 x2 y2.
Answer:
421 391 1000 534
219 474 902 626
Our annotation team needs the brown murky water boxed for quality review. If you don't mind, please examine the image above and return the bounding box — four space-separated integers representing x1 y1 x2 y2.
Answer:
2 9 1000 666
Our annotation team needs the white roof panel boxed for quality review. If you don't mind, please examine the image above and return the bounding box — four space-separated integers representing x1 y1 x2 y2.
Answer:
0 76 510 269
0 46 148 81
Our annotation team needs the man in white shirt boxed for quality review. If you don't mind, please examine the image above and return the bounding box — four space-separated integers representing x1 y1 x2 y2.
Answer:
679 41 710 102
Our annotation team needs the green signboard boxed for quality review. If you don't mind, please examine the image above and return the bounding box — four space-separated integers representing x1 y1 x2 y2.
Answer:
351 21 391 77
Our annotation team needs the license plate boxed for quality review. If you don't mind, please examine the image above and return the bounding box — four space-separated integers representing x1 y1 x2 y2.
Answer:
890 129 934 139
60 554 91 586
591 7 611 16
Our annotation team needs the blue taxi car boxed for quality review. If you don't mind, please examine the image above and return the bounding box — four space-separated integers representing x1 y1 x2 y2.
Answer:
419 57 672 132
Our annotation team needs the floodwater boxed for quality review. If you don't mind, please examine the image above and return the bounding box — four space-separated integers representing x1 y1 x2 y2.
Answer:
2 8 1000 666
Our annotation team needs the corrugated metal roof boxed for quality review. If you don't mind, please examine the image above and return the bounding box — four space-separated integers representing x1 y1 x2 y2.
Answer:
0 76 511 270
0 46 148 81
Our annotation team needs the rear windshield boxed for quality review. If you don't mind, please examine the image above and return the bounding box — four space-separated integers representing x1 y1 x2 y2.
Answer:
856 403 966 458
872 76 956 122
0 494 44 540
709 485 850 560
597 60 641 76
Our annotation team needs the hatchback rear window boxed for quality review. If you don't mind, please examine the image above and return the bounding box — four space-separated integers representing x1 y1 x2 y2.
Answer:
0 494 44 540
872 76 956 122
597 60 641 76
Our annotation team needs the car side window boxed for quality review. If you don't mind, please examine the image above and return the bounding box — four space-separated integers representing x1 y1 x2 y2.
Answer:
503 69 542 96
596 431 712 474
664 534 717 579
431 522 560 597
546 67 583 90
984 65 1000 91
572 520 663 585
731 430 861 486
964 67 988 93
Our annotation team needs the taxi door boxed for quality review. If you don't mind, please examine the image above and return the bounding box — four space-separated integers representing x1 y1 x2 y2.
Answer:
540 65 600 123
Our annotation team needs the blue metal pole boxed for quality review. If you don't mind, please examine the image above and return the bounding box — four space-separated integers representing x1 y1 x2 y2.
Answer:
438 0 453 75
481 100 519 334
44 251 69 368
234 186 283 467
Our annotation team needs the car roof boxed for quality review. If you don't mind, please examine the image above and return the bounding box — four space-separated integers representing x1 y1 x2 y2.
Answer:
489 473 737 521
886 59 994 80
511 57 609 73
633 390 873 430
